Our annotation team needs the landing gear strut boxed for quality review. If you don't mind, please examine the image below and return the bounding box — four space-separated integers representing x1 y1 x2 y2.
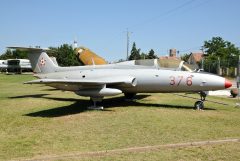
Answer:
194 91 207 110
88 97 104 110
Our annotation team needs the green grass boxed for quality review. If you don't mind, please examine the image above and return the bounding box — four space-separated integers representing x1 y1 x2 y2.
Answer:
0 73 239 160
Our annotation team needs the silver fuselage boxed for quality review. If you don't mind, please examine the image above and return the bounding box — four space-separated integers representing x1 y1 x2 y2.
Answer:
36 68 225 94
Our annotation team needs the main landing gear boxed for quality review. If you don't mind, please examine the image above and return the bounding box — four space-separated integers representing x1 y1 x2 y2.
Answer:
88 93 137 110
88 97 104 110
194 91 207 110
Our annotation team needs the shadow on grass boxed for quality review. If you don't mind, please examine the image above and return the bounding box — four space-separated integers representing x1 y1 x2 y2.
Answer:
23 94 216 118
25 101 90 117
41 88 60 91
10 94 50 99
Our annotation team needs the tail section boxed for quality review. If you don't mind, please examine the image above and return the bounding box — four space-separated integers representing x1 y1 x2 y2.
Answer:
7 47 58 74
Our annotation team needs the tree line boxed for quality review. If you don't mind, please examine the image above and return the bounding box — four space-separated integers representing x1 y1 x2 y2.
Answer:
128 42 158 60
0 42 159 66
0 37 239 70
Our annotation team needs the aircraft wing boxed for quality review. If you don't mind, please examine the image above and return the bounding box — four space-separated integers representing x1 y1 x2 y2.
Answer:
24 76 137 87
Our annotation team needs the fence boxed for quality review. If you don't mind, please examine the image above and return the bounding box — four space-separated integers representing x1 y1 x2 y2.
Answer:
201 59 238 77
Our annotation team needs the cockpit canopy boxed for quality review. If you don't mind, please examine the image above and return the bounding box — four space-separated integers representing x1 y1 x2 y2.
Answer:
134 59 197 72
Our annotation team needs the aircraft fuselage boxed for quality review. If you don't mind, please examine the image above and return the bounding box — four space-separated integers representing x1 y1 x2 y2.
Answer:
36 68 228 94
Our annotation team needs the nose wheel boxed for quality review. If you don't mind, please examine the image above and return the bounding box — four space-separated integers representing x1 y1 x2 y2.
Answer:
194 91 207 110
194 101 204 110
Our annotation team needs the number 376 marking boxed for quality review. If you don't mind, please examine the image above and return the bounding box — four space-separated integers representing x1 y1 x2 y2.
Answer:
169 76 193 86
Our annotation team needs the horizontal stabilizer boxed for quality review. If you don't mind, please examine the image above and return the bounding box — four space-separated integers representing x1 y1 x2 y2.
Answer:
7 46 57 74
7 46 50 52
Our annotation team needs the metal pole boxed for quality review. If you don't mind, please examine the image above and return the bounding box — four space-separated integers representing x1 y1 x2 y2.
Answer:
126 28 132 61
127 28 129 60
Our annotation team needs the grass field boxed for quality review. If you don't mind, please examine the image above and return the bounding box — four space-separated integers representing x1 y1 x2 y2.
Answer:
0 73 239 160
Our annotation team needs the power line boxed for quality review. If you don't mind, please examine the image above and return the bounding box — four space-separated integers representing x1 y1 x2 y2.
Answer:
102 0 212 60
178 46 202 53
129 0 197 29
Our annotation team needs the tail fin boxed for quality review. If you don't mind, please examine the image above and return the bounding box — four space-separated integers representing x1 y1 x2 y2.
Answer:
7 47 58 74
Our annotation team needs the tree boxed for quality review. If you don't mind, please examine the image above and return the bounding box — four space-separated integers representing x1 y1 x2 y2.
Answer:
129 42 141 60
181 53 190 62
147 49 158 59
0 49 14 59
48 47 59 58
140 52 147 59
12 50 28 59
203 37 240 68
202 37 240 74
55 44 81 66
0 49 28 59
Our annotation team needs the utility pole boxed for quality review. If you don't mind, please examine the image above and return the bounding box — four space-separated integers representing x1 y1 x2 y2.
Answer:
126 28 132 60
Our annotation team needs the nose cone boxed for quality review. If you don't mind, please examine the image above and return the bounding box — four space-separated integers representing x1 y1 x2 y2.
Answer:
225 79 232 88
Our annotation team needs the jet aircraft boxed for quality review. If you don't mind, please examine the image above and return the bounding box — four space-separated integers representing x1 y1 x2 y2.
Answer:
8 47 232 110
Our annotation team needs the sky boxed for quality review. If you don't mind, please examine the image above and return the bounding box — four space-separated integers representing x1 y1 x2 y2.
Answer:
0 0 239 61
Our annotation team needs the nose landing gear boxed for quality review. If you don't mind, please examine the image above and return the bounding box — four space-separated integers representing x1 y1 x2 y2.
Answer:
194 91 207 110
194 100 204 110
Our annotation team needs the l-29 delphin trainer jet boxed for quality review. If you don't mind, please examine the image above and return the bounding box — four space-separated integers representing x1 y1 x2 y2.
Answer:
8 47 232 110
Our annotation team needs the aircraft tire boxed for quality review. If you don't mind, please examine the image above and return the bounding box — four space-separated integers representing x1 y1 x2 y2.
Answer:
194 101 204 110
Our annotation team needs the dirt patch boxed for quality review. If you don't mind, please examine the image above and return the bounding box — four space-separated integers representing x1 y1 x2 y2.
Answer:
12 138 239 161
